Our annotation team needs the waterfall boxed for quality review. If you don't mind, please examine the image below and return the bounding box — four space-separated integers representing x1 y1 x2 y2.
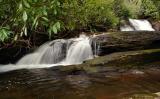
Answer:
0 34 97 73
120 25 134 31
121 19 155 31
17 39 67 65
61 35 93 65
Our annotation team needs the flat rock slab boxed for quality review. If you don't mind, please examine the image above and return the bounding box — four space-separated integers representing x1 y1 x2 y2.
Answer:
52 49 160 75
85 48 160 67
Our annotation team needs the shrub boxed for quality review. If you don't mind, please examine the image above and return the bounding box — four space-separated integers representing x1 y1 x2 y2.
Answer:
140 0 159 19
62 0 119 31
0 0 119 42
0 0 62 40
113 0 160 20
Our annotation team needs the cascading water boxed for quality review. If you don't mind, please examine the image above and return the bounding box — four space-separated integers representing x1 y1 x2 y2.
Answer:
0 34 98 73
61 35 93 65
129 19 155 31
17 39 67 65
120 19 155 31
120 25 134 31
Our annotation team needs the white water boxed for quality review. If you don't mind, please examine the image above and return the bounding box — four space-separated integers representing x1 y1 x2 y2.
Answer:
61 35 93 65
0 35 96 73
121 19 155 31
120 25 134 31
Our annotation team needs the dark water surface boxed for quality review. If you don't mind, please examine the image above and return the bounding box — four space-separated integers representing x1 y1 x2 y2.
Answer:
0 66 160 99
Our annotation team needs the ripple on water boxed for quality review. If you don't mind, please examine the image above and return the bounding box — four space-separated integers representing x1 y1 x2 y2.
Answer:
0 68 160 99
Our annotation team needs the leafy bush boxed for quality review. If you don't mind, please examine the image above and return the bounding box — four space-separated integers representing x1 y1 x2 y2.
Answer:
0 0 62 40
62 0 118 31
114 0 160 19
0 0 119 42
113 0 132 19
140 0 159 19
0 27 12 42
0 0 159 43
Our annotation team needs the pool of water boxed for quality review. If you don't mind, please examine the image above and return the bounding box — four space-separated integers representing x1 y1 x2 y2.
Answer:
0 66 160 99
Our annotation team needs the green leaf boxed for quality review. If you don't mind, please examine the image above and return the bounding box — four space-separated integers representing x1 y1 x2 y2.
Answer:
14 34 18 41
24 27 27 36
20 31 23 37
54 9 57 15
57 1 60 6
0 28 10 42
32 16 38 29
42 9 47 16
34 21 39 29
52 25 57 34
56 22 61 29
23 0 30 8
42 17 49 22
23 11 28 22
19 3 23 11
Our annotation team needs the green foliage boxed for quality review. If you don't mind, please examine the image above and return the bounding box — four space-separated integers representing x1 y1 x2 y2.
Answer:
0 27 11 42
140 0 159 19
0 0 62 40
114 0 160 19
113 0 131 19
0 0 119 42
62 0 118 30
0 0 159 43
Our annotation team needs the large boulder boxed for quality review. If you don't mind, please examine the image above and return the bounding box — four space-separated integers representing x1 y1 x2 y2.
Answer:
55 49 160 74
85 49 160 67
93 31 160 55
0 46 31 64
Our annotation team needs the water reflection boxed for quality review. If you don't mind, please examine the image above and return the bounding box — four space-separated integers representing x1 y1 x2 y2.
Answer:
0 67 160 99
66 75 91 89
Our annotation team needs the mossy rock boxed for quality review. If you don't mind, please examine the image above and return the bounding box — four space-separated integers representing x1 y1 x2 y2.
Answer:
56 49 160 74
85 49 160 68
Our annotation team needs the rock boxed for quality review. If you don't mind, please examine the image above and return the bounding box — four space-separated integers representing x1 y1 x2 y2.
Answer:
152 21 160 31
124 93 158 99
0 46 31 64
85 49 160 68
130 70 144 75
154 92 160 97
93 32 160 55
54 49 160 74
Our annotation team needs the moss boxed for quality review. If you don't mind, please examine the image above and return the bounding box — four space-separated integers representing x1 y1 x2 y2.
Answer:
85 49 160 68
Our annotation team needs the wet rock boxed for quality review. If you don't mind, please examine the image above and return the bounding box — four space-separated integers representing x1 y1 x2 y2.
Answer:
85 49 160 68
93 32 160 55
130 70 144 75
152 21 160 31
124 93 158 99
0 47 31 64
154 92 160 97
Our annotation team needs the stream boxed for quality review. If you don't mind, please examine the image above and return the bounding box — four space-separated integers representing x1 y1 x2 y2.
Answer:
0 66 160 99
0 20 160 99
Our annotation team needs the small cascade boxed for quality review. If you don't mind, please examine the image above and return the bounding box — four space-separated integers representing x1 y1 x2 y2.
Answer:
120 19 155 31
17 39 67 65
62 35 93 65
129 19 155 31
0 34 99 73
120 25 134 31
